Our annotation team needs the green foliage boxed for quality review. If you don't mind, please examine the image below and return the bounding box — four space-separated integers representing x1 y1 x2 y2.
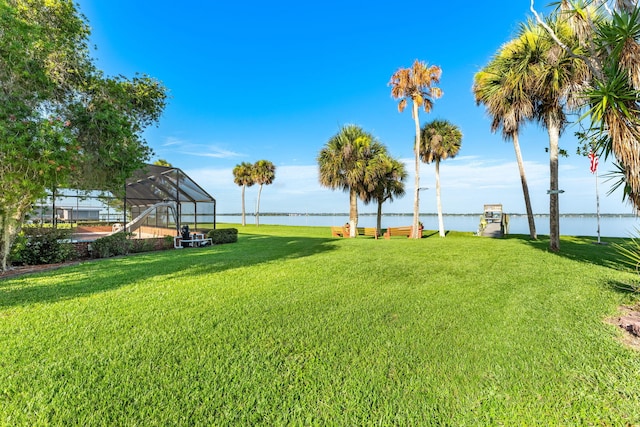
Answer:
207 228 238 244
232 162 254 187
129 239 155 254
10 227 75 266
68 74 166 194
614 230 640 292
163 235 175 247
252 160 276 186
419 119 463 163
317 125 387 197
0 0 167 271
585 66 638 125
90 232 131 258
317 125 394 236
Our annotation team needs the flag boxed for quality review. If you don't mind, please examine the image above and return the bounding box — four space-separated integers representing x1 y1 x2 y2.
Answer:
588 152 598 174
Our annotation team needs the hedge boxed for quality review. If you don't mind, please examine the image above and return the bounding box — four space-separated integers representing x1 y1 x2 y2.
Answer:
207 228 238 244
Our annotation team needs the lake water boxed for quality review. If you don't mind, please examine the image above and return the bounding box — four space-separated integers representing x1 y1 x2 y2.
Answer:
218 213 640 238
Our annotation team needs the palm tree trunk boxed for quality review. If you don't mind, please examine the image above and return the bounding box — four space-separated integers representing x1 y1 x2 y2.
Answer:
435 159 445 237
349 189 358 238
412 101 421 239
241 184 246 226
548 121 561 252
512 132 537 239
256 184 263 227
376 198 383 236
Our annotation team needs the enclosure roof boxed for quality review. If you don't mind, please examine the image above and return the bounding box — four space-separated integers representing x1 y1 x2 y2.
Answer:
125 164 215 207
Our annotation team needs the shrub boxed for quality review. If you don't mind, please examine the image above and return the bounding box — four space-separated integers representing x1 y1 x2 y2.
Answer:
163 235 175 248
130 239 155 254
207 228 238 244
91 232 131 258
10 227 75 266
614 230 640 292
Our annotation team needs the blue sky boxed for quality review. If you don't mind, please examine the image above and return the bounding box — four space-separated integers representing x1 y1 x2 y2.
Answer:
77 1 633 215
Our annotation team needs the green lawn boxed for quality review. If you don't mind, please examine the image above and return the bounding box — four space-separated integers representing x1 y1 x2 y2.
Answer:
1 225 639 425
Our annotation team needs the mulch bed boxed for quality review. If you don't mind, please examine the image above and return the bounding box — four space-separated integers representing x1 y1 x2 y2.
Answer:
0 261 82 280
608 305 640 350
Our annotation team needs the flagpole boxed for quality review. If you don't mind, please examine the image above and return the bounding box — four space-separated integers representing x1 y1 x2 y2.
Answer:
589 151 602 244
595 170 601 244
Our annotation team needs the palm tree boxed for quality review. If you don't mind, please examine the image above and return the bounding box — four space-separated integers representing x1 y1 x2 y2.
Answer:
588 6 640 210
473 43 538 240
419 119 462 237
252 160 276 227
318 124 386 238
529 1 640 214
481 18 586 251
365 155 407 235
389 60 443 238
528 18 589 251
232 161 254 226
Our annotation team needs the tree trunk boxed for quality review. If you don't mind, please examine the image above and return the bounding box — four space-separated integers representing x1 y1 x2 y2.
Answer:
376 198 383 236
256 184 263 226
0 201 30 272
0 218 14 272
349 189 358 238
548 121 560 252
512 132 537 240
241 184 246 226
435 159 445 237
412 101 421 239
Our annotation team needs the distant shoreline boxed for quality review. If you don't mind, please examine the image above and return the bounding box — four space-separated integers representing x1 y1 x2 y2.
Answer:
218 212 637 218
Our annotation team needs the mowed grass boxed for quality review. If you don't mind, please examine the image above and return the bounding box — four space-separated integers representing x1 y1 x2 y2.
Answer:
1 224 640 425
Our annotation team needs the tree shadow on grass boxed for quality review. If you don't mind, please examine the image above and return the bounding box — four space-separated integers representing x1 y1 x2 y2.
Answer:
604 279 639 296
0 234 339 309
506 233 629 270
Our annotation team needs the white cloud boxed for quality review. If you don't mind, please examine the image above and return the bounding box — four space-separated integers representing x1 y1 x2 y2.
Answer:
158 135 244 159
180 156 632 215
162 136 184 147
181 148 242 158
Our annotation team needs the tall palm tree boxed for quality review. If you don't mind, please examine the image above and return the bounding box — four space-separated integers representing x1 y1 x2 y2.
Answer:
252 160 276 227
318 124 386 238
588 6 640 210
473 43 538 240
529 1 640 214
232 161 254 226
389 60 442 238
481 18 586 251
528 18 589 251
420 119 462 237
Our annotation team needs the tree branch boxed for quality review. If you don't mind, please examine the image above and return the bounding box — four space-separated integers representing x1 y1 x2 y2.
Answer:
530 0 603 79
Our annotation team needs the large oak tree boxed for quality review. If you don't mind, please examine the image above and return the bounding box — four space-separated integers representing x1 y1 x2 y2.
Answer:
0 0 167 271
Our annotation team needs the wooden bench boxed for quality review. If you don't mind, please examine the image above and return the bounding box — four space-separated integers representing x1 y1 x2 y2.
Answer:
332 226 380 239
331 226 348 237
356 227 379 239
383 226 419 239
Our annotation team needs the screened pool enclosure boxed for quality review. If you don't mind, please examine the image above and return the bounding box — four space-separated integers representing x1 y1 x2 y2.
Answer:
35 164 216 239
